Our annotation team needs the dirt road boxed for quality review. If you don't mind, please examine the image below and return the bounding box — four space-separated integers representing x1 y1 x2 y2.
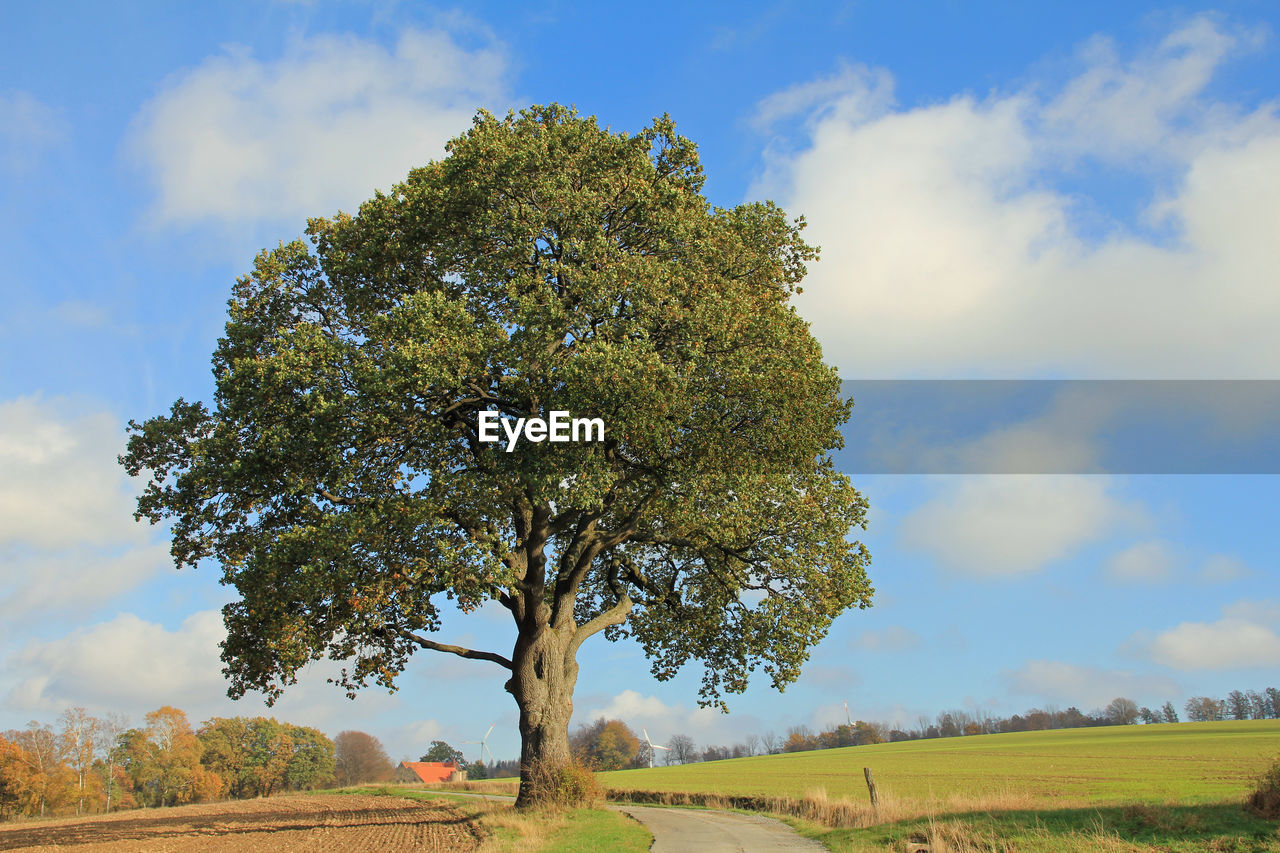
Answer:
443 790 826 851
617 804 827 852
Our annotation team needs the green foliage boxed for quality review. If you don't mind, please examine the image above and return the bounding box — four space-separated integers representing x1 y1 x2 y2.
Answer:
420 740 465 765
197 716 335 798
1245 754 1280 819
120 104 870 785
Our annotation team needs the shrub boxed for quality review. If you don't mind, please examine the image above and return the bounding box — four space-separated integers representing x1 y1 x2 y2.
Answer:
523 759 602 810
1245 756 1280 819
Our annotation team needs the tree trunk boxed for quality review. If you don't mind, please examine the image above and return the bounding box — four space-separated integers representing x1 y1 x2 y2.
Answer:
508 621 579 809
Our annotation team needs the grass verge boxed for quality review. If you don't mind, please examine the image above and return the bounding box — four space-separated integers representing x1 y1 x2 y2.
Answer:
784 800 1280 852
329 785 651 853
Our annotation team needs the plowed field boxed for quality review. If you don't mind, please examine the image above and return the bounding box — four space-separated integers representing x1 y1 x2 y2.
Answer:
0 793 482 852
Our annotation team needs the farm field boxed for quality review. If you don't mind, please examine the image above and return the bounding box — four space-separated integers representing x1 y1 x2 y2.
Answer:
0 793 482 852
596 720 1280 807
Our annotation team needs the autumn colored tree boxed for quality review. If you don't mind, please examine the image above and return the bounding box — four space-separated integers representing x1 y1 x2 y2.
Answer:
120 104 872 807
783 726 816 753
0 736 35 819
333 731 394 786
571 719 641 770
1184 696 1227 722
2 722 72 817
121 707 220 807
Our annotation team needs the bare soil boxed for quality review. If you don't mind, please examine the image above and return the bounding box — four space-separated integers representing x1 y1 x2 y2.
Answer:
0 794 483 852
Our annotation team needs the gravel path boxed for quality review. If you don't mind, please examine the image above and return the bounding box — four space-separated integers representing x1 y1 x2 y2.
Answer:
616 804 827 852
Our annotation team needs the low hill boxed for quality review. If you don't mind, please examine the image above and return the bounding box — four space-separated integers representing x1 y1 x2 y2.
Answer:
596 720 1280 807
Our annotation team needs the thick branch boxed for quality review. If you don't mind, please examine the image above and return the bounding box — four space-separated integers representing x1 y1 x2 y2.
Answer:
398 628 513 669
568 594 632 659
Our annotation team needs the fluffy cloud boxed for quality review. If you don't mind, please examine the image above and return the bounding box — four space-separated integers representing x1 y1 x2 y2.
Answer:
0 544 171 624
130 28 509 227
0 397 144 550
1105 540 1179 584
577 689 723 744
0 397 168 620
0 91 64 173
7 610 228 713
898 476 1141 577
1198 554 1253 583
754 17 1280 378
1145 619 1280 670
1006 660 1179 708
2 608 421 739
1137 598 1280 670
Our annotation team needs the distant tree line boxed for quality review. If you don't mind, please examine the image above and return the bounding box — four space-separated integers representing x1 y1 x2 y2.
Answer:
0 705 338 821
644 685 1280 766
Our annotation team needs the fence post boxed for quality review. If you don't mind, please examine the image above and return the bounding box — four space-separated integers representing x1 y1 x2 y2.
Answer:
863 766 879 810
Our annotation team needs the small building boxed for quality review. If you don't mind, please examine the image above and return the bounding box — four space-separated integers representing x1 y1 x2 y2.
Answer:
399 760 466 784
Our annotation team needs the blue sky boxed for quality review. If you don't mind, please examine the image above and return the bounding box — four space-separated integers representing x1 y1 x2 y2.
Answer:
2 1 1278 764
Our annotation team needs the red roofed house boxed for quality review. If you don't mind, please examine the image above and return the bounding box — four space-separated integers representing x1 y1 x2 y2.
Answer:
399 760 465 784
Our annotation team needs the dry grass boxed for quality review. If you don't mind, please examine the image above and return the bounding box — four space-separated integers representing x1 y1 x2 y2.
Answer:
474 806 564 853
891 817 1156 853
435 780 522 797
602 783 1079 830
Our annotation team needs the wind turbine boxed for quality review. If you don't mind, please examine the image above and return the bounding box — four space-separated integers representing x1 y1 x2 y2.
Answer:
642 727 670 769
463 724 495 765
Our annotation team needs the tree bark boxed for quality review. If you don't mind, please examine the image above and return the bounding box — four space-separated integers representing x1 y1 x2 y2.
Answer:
508 620 579 809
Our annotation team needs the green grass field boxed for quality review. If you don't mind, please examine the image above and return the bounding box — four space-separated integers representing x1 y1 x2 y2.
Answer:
597 720 1280 807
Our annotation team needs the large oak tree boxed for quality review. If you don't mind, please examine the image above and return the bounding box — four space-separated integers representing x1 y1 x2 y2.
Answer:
121 104 872 806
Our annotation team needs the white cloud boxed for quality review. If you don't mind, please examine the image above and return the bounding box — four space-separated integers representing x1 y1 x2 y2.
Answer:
7 610 228 713
577 689 722 744
130 28 509 227
0 91 64 173
0 544 171 624
1221 598 1280 625
1146 619 1280 670
1105 540 1179 583
898 476 1141 577
754 16 1280 378
0 397 166 620
1198 554 1253 583
1006 660 1179 708
388 719 444 760
0 396 143 550
1136 598 1280 670
2 609 425 739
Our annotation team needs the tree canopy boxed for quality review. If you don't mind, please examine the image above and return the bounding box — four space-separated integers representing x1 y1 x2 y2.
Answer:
420 740 464 765
121 104 872 806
